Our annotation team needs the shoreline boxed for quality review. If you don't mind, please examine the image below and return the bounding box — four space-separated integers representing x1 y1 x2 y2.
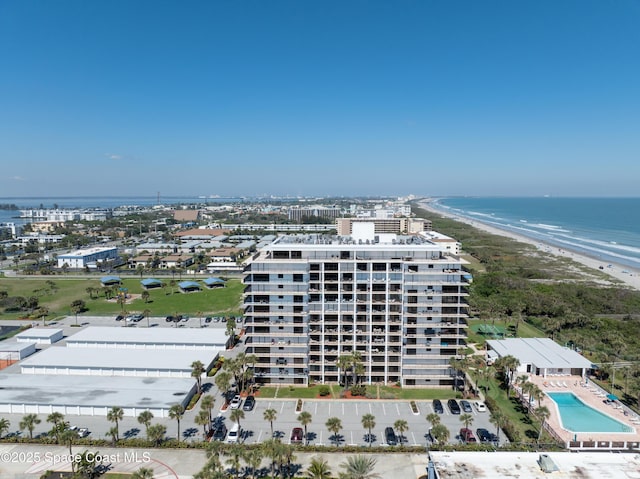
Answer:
418 199 640 291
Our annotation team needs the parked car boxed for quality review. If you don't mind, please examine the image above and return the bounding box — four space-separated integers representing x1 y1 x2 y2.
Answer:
131 314 144 322
385 426 397 446
181 315 189 322
243 395 255 411
205 317 212 324
476 428 492 442
460 400 473 413
474 401 487 413
78 428 90 438
229 395 242 409
459 428 477 443
212 424 227 442
165 315 174 322
115 315 124 321
290 427 303 444
226 423 241 443
447 399 461 415
433 399 444 414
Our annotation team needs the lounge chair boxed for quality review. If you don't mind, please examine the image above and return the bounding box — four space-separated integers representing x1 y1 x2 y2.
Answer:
562 381 568 388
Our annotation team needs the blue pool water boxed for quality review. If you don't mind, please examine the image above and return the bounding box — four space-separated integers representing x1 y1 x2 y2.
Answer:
547 392 633 433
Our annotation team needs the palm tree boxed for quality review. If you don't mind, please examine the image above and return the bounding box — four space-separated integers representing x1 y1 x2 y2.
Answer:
169 404 185 442
480 366 493 391
338 455 381 479
298 411 312 446
489 410 508 444
141 290 150 304
230 408 245 431
215 371 232 401
70 301 83 326
19 413 40 439
224 443 244 479
535 405 551 443
361 413 376 447
0 418 10 438
143 308 151 327
325 417 342 447
201 394 215 423
337 354 353 388
46 412 65 443
393 419 408 446
264 408 278 438
426 413 441 428
430 424 450 445
459 413 474 430
197 310 204 328
191 360 206 395
244 447 264 479
107 406 124 442
107 426 119 445
263 438 286 479
137 410 154 439
59 428 77 458
147 423 167 446
132 467 155 479
304 456 332 479
195 409 210 437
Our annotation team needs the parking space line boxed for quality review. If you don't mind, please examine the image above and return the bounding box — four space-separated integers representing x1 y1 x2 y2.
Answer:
256 430 262 443
314 402 318 414
382 404 386 416
411 431 418 445
396 403 400 415
355 403 358 416
342 403 345 415
280 403 285 413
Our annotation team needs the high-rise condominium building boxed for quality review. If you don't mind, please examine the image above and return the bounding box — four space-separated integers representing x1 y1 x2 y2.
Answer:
243 228 470 388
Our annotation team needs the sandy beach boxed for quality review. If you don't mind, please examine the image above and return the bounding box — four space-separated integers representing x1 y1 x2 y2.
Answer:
418 199 640 292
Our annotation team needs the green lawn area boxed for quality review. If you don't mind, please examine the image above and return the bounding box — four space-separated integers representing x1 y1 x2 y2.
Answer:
259 385 341 399
0 277 244 319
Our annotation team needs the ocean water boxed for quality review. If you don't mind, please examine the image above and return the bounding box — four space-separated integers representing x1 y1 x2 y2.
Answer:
435 197 640 270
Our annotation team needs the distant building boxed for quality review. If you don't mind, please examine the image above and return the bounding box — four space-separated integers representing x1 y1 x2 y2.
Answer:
173 209 201 222
0 222 22 238
20 208 109 222
57 246 118 269
336 217 431 235
288 206 342 222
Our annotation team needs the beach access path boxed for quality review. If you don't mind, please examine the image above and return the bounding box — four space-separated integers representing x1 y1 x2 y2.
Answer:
418 199 640 292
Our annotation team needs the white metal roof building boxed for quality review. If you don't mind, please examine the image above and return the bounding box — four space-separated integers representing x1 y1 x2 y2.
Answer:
0 374 195 417
20 347 218 378
0 341 36 361
57 246 118 269
15 328 63 344
65 326 230 350
486 337 594 378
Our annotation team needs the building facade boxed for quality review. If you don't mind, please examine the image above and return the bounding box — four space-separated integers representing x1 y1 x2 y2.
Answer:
243 233 470 388
336 217 432 235
57 246 119 269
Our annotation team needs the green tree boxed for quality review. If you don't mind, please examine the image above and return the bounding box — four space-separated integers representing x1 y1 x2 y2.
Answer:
191 360 206 395
201 394 216 423
74 450 97 477
535 405 551 443
430 424 449 445
137 410 154 439
215 371 232 400
298 411 312 446
147 423 167 446
230 408 245 431
132 466 155 479
59 428 77 459
46 412 65 443
489 410 508 444
393 419 408 446
459 413 474 430
195 409 210 437
70 299 85 326
143 308 151 327
338 455 381 479
224 443 244 479
304 456 332 479
141 290 150 303
107 406 124 442
426 413 441 428
169 404 185 442
325 417 342 447
19 413 40 439
245 447 264 479
0 418 10 438
107 426 118 445
264 408 278 438
361 413 376 447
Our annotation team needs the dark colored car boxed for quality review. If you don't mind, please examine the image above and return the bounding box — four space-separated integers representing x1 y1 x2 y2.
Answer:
291 427 304 444
212 424 227 441
115 315 124 321
243 395 255 411
476 428 492 442
459 428 477 443
433 399 444 414
385 426 397 446
447 399 461 415
205 317 212 323
165 315 174 322
460 400 473 413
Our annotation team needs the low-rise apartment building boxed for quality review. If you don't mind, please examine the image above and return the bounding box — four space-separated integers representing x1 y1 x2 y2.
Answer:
243 229 469 388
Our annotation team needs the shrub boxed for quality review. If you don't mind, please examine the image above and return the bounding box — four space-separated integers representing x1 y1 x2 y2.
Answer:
296 399 303 412
350 385 366 396
318 385 331 397
409 400 419 414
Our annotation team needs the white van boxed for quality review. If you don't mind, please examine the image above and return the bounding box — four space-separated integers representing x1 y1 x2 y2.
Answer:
226 423 241 443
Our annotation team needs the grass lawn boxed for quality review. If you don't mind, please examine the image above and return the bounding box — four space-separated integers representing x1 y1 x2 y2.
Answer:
0 277 244 319
258 385 340 399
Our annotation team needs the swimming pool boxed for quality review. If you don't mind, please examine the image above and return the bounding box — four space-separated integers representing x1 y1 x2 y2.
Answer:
547 392 634 433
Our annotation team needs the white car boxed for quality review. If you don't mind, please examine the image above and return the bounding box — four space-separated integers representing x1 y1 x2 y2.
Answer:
229 395 242 409
78 428 90 438
474 401 487 412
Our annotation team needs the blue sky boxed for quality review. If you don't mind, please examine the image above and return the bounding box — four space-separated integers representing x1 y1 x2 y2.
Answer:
1 0 639 198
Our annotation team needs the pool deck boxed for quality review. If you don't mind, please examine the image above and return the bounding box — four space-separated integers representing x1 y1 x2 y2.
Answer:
526 375 640 444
